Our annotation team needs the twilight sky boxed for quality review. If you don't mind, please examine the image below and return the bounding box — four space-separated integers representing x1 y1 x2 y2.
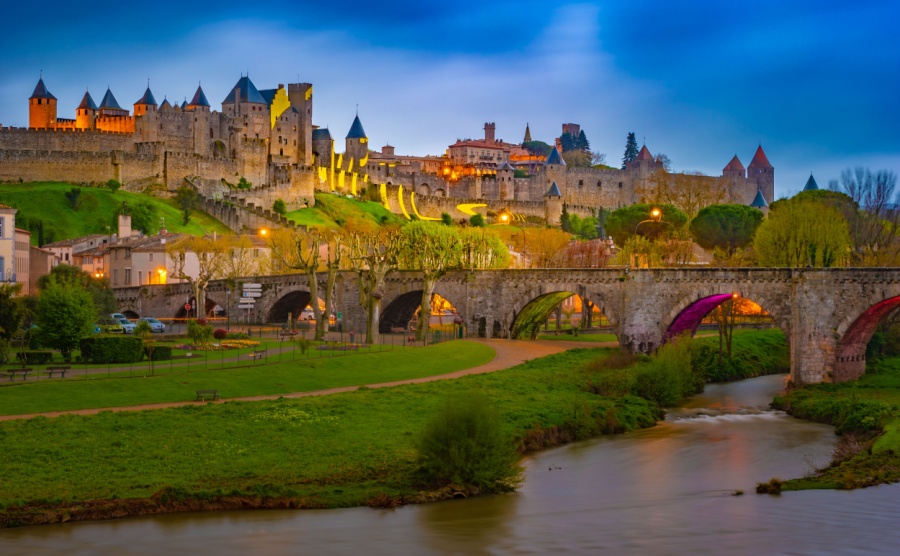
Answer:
1 0 897 198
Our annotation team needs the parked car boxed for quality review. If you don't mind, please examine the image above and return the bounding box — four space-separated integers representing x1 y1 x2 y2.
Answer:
96 316 124 334
118 318 137 334
110 313 127 321
138 317 166 333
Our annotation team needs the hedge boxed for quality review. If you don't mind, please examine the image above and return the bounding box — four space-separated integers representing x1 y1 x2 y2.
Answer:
145 345 173 361
16 351 53 365
79 336 145 364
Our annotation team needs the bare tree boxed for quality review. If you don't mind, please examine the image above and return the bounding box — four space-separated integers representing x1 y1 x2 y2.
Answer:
268 228 328 340
829 167 900 265
167 236 226 319
346 227 403 344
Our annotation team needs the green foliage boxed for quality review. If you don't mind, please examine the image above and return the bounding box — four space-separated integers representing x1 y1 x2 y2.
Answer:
469 213 486 227
145 345 173 361
416 392 522 491
605 203 688 246
285 192 401 231
0 339 11 364
174 185 200 226
631 337 702 406
690 204 764 252
105 179 122 193
79 336 144 364
691 329 790 381
522 140 553 156
116 201 159 235
568 214 600 239
64 187 81 210
237 177 252 190
621 131 639 169
0 283 25 340
35 278 97 361
134 320 152 338
272 199 287 215
755 195 852 267
187 320 214 345
16 351 53 365
440 212 453 226
37 264 117 316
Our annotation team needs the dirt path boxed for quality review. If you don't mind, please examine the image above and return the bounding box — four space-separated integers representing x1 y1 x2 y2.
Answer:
0 339 617 422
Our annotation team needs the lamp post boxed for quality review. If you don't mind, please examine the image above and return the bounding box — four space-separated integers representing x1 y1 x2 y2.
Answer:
226 288 231 332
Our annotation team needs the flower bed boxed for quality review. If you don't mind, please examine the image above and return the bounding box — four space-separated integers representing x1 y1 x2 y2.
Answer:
174 340 261 351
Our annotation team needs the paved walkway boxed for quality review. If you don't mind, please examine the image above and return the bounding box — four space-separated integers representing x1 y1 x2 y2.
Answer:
0 339 617 422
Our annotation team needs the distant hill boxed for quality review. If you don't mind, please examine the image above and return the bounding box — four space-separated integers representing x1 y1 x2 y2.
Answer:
0 182 232 245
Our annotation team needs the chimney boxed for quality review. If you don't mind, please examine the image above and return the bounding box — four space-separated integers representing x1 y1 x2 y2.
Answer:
118 213 132 239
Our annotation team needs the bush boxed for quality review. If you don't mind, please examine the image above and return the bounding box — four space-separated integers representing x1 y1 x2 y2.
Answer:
273 199 286 214
632 337 702 407
145 345 173 361
0 339 11 364
415 392 522 492
469 214 486 227
188 320 213 345
225 332 250 340
79 336 144 364
16 351 53 365
213 328 227 340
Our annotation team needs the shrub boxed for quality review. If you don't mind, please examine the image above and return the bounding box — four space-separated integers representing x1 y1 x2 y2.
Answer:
441 212 453 226
0 339 11 364
79 336 144 364
188 320 213 345
105 179 122 193
145 345 173 361
225 332 250 340
273 199 286 214
213 328 227 340
16 351 53 365
469 214 486 227
632 337 702 407
415 392 522 492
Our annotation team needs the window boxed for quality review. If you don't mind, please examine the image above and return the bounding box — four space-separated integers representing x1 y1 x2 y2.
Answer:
149 253 153 262
0 216 3 237
138 270 143 285
124 269 131 285
618 182 623 188
113 269 119 285
579 179 584 186
597 180 602 188
0 256 4 278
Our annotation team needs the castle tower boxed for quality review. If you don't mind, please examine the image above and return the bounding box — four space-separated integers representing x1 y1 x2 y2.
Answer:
484 122 496 143
544 182 563 224
543 146 567 196
187 86 211 156
98 88 128 117
747 145 775 204
29 76 57 129
345 114 368 167
187 85 211 113
75 90 98 130
498 162 515 201
133 86 158 116
722 155 746 180
523 123 532 144
312 127 334 168
287 83 313 166
750 188 769 217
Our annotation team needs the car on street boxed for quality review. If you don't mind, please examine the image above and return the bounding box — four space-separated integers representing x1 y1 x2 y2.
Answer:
118 318 137 333
110 313 128 321
95 316 124 334
138 317 166 333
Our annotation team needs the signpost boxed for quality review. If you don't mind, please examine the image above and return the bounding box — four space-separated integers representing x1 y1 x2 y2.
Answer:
241 283 262 324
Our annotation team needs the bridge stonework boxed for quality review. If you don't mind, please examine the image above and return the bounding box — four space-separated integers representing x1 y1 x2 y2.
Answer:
114 268 900 386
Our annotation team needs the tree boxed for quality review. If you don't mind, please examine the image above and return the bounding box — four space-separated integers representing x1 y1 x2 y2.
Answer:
655 153 672 172
829 167 900 265
605 203 688 246
560 132 578 153
399 222 464 341
0 283 25 340
174 185 200 225
576 130 590 152
268 228 331 340
65 187 82 210
469 213 486 227
621 132 639 169
167 236 226 319
105 179 122 193
511 227 571 268
115 201 158 235
561 150 607 168
272 199 286 215
346 228 402 344
37 264 117 316
35 277 96 362
218 234 265 282
690 204 764 254
522 140 553 157
754 196 852 267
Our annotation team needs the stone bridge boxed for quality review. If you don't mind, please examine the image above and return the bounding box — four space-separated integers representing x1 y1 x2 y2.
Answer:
113 268 900 386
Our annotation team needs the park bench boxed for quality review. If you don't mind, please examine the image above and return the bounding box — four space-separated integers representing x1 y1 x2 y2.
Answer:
195 389 219 401
5 368 32 381
47 366 70 379
390 327 407 334
248 349 267 360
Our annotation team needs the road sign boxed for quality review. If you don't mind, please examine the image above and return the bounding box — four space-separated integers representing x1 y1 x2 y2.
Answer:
242 283 262 290
237 303 255 309
184 303 191 311
237 297 256 303
242 292 262 298
337 312 342 319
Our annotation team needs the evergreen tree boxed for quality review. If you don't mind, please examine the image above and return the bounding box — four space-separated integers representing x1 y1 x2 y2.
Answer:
622 132 639 169
577 130 590 152
560 133 578 153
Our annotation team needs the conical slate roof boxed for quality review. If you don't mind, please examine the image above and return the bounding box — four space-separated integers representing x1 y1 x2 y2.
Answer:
750 189 768 208
748 145 773 169
635 145 654 161
30 77 56 100
189 85 210 107
498 162 515 171
346 115 366 139
222 76 266 105
135 87 157 106
545 146 566 165
159 98 172 111
312 128 333 141
803 174 819 191
99 88 123 110
545 182 562 197
724 154 745 172
180 100 188 110
77 91 97 110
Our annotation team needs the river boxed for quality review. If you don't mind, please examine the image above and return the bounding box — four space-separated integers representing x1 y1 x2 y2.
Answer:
2 374 899 555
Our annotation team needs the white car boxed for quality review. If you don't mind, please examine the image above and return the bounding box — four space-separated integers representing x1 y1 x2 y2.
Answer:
139 317 166 333
118 319 137 334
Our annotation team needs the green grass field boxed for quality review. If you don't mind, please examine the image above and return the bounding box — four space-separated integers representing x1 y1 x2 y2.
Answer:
0 341 495 416
0 182 231 244
285 192 402 230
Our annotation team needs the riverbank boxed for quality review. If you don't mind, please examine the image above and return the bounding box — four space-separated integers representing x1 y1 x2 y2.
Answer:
771 355 900 491
0 346 668 528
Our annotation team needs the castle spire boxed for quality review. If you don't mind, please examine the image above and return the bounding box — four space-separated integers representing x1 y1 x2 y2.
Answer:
523 123 532 143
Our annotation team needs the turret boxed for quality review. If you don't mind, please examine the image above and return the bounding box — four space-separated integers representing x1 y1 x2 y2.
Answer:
723 154 746 180
498 162 515 201
345 114 368 167
802 173 819 192
98 88 128 117
544 182 563 224
543 146 567 196
29 76 57 129
75 90 98 130
187 85 210 113
312 127 333 168
287 83 313 165
748 145 775 205
749 188 769 217
133 86 158 117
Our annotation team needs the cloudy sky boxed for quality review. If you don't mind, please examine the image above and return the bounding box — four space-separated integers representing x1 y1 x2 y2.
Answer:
1 0 897 198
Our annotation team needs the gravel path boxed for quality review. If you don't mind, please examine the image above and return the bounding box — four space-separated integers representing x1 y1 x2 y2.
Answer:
0 339 616 422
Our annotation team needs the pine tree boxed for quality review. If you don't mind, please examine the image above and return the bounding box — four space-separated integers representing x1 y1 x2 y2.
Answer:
560 133 577 153
622 132 639 169
577 130 590 152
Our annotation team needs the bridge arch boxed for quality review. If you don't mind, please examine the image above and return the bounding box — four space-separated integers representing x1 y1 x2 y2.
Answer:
379 290 460 333
834 290 900 382
417 184 431 196
265 289 332 324
508 286 613 340
173 297 223 319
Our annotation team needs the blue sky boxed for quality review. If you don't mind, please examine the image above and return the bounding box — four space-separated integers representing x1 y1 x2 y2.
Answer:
1 0 897 198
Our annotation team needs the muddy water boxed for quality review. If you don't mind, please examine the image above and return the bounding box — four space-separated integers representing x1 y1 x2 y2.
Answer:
2 374 899 555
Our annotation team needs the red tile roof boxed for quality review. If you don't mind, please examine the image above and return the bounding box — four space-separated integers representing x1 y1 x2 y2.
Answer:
635 145 654 161
723 155 745 172
748 146 773 169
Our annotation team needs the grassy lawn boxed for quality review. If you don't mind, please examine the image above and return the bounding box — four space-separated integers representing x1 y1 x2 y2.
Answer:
0 182 231 244
0 346 664 527
285 192 402 231
537 332 618 342
0 341 495 416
